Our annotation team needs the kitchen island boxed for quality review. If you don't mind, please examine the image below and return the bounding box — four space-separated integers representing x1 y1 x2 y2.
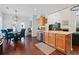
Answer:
44 31 72 54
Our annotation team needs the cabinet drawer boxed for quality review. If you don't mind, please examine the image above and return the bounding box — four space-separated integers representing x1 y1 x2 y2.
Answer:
48 33 55 38
56 34 65 39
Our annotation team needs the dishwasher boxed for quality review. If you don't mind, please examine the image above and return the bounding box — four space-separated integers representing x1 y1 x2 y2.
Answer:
38 31 45 42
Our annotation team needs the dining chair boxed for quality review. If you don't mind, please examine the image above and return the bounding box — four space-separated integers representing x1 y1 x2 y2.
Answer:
17 29 25 40
1 29 14 43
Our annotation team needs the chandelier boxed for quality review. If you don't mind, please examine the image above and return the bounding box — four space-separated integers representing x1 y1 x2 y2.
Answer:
6 7 19 21
12 9 19 22
71 5 79 16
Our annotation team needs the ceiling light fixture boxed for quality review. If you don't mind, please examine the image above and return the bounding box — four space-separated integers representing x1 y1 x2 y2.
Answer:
71 5 79 16
6 7 9 10
12 9 19 22
71 5 79 11
5 7 19 21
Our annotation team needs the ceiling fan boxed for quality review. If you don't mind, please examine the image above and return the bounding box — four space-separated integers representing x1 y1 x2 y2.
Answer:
71 5 79 16
71 5 79 11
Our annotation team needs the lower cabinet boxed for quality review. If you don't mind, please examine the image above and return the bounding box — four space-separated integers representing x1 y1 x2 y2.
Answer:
56 34 72 54
45 32 72 54
48 33 55 47
45 32 49 44
56 34 65 52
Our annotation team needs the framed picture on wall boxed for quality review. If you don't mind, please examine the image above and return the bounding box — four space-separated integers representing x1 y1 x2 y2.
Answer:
61 20 69 29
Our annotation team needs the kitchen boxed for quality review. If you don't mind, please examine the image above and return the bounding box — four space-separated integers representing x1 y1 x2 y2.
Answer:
36 5 78 54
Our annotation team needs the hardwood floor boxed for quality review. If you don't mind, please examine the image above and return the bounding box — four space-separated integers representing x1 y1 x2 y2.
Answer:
2 37 79 55
69 45 79 55
3 37 45 55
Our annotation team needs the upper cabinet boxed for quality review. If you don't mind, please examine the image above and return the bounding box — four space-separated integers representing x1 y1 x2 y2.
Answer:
39 16 47 26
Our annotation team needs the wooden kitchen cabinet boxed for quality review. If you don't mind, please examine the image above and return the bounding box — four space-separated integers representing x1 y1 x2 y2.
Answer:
45 32 49 44
45 31 72 54
56 34 65 51
48 33 55 47
39 16 46 26
56 34 72 54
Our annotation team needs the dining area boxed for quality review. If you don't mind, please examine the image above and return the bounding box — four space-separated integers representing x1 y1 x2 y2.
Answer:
0 26 33 55
1 28 26 43
0 27 27 55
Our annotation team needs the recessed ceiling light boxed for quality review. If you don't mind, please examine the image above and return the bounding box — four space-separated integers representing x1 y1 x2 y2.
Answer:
6 7 9 10
34 8 37 11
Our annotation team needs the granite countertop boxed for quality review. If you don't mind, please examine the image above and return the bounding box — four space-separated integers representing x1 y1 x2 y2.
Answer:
44 31 72 35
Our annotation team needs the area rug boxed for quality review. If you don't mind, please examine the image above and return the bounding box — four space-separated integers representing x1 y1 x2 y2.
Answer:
35 42 56 55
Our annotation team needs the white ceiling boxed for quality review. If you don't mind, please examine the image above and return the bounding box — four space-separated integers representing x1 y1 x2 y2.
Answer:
0 4 73 17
